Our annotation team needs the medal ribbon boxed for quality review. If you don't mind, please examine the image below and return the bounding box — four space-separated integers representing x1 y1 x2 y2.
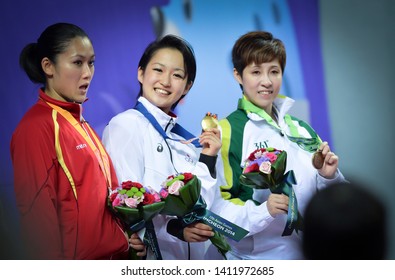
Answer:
238 97 322 152
129 220 163 260
134 101 202 148
46 102 112 189
270 170 303 236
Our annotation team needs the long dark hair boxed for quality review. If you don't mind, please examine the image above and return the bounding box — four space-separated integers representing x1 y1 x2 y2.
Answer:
19 22 90 85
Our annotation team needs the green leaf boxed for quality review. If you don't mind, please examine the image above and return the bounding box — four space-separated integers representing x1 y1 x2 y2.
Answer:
239 172 271 189
141 201 165 221
210 232 231 259
111 201 165 225
160 175 201 217
179 176 200 207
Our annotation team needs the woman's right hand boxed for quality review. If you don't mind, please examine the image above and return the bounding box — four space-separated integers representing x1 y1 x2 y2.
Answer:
200 128 222 156
266 193 289 217
129 233 147 257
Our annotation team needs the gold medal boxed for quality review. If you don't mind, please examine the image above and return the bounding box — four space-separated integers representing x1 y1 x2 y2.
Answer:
312 150 325 169
180 112 219 145
201 112 219 131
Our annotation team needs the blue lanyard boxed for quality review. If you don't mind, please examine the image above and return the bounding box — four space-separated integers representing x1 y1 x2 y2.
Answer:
134 101 202 148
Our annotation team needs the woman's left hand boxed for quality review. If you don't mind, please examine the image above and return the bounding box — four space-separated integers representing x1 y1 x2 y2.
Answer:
129 233 147 257
316 141 339 179
199 128 222 156
183 222 214 242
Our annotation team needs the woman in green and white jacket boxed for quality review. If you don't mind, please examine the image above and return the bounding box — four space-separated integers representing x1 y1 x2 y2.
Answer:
216 31 346 260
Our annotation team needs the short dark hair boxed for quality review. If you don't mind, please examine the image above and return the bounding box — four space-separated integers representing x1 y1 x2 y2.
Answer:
19 22 90 85
232 31 286 77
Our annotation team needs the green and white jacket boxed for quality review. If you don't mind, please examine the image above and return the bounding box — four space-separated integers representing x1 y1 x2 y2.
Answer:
217 94 346 259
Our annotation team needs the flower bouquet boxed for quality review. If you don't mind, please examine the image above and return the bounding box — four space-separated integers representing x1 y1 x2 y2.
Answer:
239 147 303 236
108 181 165 259
159 173 235 259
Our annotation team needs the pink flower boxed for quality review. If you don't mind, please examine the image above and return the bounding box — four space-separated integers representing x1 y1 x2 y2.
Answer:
259 161 272 174
168 180 184 195
160 188 169 199
266 152 278 163
153 193 161 202
118 193 128 204
125 197 139 208
112 196 121 207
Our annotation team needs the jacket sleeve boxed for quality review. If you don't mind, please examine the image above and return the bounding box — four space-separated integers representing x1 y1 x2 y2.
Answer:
316 169 347 190
217 118 254 204
294 119 348 190
209 153 275 236
102 112 146 183
102 113 181 243
10 117 63 259
197 120 275 236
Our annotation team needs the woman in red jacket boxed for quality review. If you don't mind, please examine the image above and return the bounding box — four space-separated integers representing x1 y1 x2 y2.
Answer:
11 22 129 259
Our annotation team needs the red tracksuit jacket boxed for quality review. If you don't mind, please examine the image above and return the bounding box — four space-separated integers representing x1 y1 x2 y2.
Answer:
11 89 129 259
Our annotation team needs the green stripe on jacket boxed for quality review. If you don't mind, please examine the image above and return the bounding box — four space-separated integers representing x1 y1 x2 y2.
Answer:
219 109 253 205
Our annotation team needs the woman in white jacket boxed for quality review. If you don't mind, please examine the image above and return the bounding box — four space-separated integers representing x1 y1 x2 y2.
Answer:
102 35 223 259
217 31 346 259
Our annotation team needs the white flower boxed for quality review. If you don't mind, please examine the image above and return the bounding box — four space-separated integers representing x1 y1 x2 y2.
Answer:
254 150 263 159
259 161 272 174
168 180 184 195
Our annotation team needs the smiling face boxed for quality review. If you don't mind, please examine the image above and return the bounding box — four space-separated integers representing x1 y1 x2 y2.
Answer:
138 47 192 114
42 36 95 103
234 59 282 115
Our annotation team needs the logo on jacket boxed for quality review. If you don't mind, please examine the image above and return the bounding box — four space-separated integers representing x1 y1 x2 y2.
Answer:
185 153 195 164
254 140 269 150
76 143 87 150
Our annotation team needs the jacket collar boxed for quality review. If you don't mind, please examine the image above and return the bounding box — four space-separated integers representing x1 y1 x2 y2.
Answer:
273 94 295 119
39 88 83 121
244 94 295 125
138 96 178 132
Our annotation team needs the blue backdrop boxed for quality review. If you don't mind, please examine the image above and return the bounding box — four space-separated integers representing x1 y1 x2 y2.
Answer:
0 0 329 244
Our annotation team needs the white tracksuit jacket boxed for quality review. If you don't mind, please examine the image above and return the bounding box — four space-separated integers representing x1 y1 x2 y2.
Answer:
102 97 275 259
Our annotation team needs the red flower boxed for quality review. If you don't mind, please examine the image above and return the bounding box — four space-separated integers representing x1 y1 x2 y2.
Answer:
122 181 143 190
143 193 156 205
109 191 118 202
244 162 260 173
121 181 133 190
132 182 144 189
183 173 193 183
